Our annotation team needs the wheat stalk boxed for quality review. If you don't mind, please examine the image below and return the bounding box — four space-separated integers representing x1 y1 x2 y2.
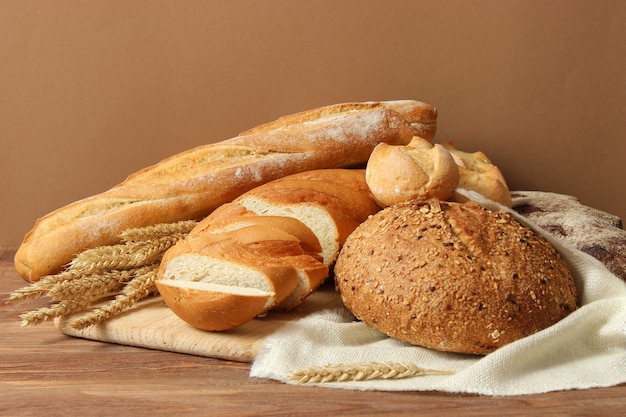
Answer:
68 234 186 274
120 220 197 243
7 270 83 302
69 264 159 330
46 269 136 301
288 361 455 384
19 298 92 327
9 220 196 327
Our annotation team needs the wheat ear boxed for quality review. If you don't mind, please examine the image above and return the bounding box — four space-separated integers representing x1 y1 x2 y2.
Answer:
69 264 158 330
288 361 455 384
10 220 196 327
120 220 197 243
19 298 92 327
68 234 184 274
7 270 83 302
46 269 137 301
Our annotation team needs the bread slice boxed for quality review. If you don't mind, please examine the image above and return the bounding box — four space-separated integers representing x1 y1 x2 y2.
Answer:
187 214 329 310
196 223 329 311
159 238 300 312
235 195 360 267
158 221 329 328
154 280 272 331
253 169 380 223
232 169 380 266
192 208 324 258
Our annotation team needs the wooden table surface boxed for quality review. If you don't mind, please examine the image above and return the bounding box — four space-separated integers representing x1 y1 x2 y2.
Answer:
1 247 624 417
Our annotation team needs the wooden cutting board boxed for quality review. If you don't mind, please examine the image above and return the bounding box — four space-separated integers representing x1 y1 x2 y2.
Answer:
55 283 344 363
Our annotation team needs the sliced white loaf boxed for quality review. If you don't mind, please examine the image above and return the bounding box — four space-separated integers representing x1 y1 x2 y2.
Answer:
187 213 328 311
233 169 379 266
191 209 324 260
159 236 311 314
157 168 382 330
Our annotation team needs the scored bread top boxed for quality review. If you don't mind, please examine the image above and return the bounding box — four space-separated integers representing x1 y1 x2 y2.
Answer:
365 137 460 206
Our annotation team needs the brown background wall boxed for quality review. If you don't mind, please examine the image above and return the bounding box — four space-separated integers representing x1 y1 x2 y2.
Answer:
1 0 625 247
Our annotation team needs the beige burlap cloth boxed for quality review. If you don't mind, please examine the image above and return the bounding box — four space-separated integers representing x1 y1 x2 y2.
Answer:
250 191 626 395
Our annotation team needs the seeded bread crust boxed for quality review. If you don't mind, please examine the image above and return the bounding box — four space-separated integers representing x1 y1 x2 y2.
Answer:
334 199 577 355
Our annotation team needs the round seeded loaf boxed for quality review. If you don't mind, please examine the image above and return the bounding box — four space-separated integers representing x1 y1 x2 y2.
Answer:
334 199 578 355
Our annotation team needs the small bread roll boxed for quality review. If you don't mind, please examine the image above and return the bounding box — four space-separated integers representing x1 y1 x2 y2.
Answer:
442 142 512 207
365 137 460 207
334 199 578 355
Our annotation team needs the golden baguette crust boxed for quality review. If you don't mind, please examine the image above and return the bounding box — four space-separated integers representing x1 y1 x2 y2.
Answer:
16 100 436 282
192 211 324 258
334 199 578 355
245 169 380 224
240 100 437 142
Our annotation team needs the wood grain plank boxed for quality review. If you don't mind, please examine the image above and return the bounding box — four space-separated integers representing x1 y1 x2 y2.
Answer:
55 284 343 362
2 248 625 417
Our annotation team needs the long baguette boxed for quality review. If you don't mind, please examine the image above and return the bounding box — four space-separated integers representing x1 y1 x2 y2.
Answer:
15 100 437 282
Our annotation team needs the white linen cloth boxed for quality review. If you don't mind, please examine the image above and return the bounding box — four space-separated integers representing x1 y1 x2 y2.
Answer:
250 191 626 395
